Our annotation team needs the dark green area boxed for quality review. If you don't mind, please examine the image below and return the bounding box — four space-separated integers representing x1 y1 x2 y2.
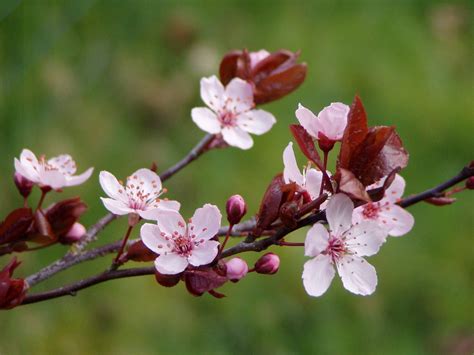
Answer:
0 1 473 354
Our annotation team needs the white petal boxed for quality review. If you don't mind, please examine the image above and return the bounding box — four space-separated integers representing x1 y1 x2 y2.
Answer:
304 223 329 257
305 168 323 199
14 158 38 183
128 168 163 199
48 154 77 175
41 170 67 190
295 103 319 137
237 109 276 135
249 49 270 68
100 197 133 215
20 149 39 169
191 107 221 134
345 221 387 257
383 174 406 203
326 194 354 236
188 240 219 266
154 209 187 238
315 102 349 141
140 223 172 254
221 126 254 150
200 75 225 112
189 204 221 241
283 142 304 186
224 78 254 114
302 254 335 297
378 205 414 237
66 167 94 186
337 255 377 296
155 199 181 211
154 253 189 275
99 171 128 202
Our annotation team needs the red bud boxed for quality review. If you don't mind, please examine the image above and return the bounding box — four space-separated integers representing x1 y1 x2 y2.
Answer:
13 173 34 199
254 253 280 275
0 257 28 309
226 194 247 225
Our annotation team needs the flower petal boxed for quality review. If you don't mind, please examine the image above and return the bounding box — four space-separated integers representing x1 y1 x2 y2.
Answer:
383 174 406 203
315 102 349 141
295 103 318 137
283 142 304 186
154 253 188 275
188 240 219 267
200 75 225 112
302 254 335 297
127 168 163 200
326 193 354 236
14 158 38 183
100 197 133 215
66 167 94 186
221 126 254 150
378 205 414 237
345 221 387 257
48 154 77 175
337 255 377 296
140 223 172 254
191 107 221 134
305 168 323 199
188 204 222 241
224 78 254 113
41 170 67 190
99 171 128 202
154 209 187 238
304 223 329 257
237 109 276 135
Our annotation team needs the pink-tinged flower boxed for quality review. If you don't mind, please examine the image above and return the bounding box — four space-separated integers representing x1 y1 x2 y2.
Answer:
99 169 180 220
248 49 270 68
283 142 325 200
14 149 93 190
352 174 414 237
296 102 349 142
302 194 388 297
191 75 276 150
225 257 248 281
140 204 222 275
60 222 86 244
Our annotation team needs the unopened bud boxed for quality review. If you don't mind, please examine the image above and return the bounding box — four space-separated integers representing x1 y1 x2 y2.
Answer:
225 257 248 282
226 194 247 225
14 172 34 198
466 176 474 190
254 253 280 275
60 222 86 244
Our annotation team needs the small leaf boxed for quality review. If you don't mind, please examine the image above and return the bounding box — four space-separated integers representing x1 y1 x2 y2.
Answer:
425 196 457 206
32 211 55 243
289 124 323 169
337 168 371 202
254 174 286 236
0 208 33 245
124 240 157 262
45 197 87 238
219 50 243 85
184 268 227 297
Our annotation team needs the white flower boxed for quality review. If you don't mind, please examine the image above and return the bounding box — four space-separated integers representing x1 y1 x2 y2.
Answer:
296 102 349 142
140 204 222 275
302 194 388 297
14 149 93 190
99 169 180 220
352 174 414 237
191 75 276 150
283 142 326 200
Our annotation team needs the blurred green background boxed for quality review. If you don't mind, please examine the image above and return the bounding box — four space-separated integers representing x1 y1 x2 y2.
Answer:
0 0 473 354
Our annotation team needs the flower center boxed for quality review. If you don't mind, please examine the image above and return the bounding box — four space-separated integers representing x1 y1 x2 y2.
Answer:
218 111 237 127
172 235 194 257
125 175 163 211
324 236 346 263
362 202 380 219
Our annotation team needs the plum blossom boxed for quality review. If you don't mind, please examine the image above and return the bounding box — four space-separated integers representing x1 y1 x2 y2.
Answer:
353 174 414 237
14 149 93 190
99 169 180 220
249 49 270 68
140 204 222 275
191 75 276 150
302 194 388 297
283 142 325 200
296 102 349 143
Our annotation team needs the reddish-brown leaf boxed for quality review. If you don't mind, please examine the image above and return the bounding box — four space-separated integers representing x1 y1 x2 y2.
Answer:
0 208 33 245
254 174 286 236
337 168 371 202
45 197 87 238
219 50 244 85
290 124 323 169
184 268 227 297
425 197 457 206
32 211 55 243
124 240 158 262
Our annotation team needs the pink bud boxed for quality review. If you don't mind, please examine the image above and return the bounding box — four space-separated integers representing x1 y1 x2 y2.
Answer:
226 194 247 225
13 172 34 198
254 253 280 275
60 223 86 244
225 257 248 282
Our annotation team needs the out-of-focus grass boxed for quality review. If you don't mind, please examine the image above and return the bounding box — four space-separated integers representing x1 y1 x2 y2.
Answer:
0 1 473 354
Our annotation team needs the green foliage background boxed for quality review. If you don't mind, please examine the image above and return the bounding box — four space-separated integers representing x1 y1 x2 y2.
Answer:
0 1 472 354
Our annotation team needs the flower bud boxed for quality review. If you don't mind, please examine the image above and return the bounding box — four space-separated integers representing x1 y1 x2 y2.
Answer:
225 257 248 282
13 172 34 198
60 222 86 245
226 194 247 225
0 257 28 309
254 253 280 275
466 176 474 190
